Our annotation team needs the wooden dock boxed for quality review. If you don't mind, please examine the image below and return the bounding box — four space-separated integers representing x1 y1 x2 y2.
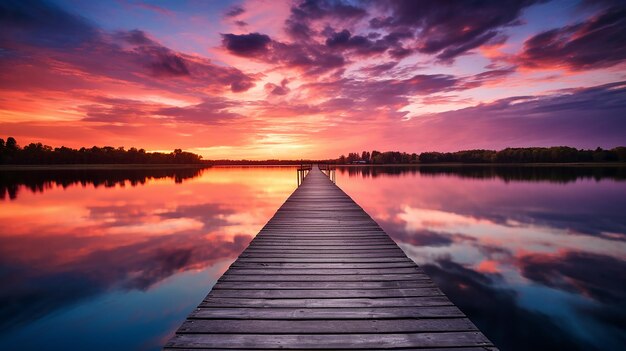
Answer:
165 166 497 350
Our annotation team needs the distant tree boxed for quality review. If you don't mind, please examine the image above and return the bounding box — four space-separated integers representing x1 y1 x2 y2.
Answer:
344 152 360 163
371 150 382 164
0 137 205 165
361 151 371 163
5 137 17 150
613 147 626 162
341 146 626 165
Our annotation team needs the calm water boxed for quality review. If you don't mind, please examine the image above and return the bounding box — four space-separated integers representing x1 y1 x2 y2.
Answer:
0 165 625 350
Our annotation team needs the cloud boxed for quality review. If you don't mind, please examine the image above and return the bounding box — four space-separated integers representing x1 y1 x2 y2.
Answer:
265 78 290 96
224 5 245 18
516 5 626 70
0 0 99 49
221 32 345 75
81 98 164 124
358 61 398 75
0 1 257 93
302 73 462 120
221 32 272 56
285 0 368 40
369 0 542 61
157 97 243 124
325 29 386 55
395 81 626 150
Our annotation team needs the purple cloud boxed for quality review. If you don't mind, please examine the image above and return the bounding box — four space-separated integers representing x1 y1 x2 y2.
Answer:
222 32 345 75
224 5 245 18
286 0 368 39
221 32 272 56
0 1 257 93
370 0 542 61
517 5 626 70
157 97 243 124
397 81 626 150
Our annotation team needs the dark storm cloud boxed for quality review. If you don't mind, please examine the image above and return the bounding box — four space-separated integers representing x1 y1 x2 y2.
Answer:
369 0 542 61
517 6 626 70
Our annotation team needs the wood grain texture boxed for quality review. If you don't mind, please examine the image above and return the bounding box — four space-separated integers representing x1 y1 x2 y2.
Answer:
164 166 497 350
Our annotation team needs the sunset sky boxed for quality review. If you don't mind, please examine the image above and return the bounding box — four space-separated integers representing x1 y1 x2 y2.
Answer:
1 0 625 159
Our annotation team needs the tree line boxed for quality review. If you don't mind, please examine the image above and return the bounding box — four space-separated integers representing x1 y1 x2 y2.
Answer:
337 147 626 164
0 137 203 164
2 136 625 165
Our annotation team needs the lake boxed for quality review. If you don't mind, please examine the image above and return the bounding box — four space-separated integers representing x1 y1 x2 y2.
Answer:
0 165 624 350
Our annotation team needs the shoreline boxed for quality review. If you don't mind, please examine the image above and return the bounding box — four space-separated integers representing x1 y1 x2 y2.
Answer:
0 164 212 171
1 162 625 170
334 162 626 167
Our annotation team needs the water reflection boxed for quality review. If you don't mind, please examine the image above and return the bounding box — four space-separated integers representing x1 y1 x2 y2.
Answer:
0 166 297 350
336 166 626 351
338 164 626 182
0 167 206 200
1 165 624 350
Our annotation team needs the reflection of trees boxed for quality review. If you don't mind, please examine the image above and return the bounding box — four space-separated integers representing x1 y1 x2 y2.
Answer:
337 165 626 183
0 168 205 200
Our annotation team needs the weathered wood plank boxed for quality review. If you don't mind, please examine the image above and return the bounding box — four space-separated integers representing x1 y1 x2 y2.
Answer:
218 274 429 282
229 262 420 269
166 347 498 351
214 281 434 290
234 257 414 263
225 267 422 275
239 253 407 258
176 318 477 334
200 296 451 308
189 306 466 319
207 288 443 298
166 332 492 349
